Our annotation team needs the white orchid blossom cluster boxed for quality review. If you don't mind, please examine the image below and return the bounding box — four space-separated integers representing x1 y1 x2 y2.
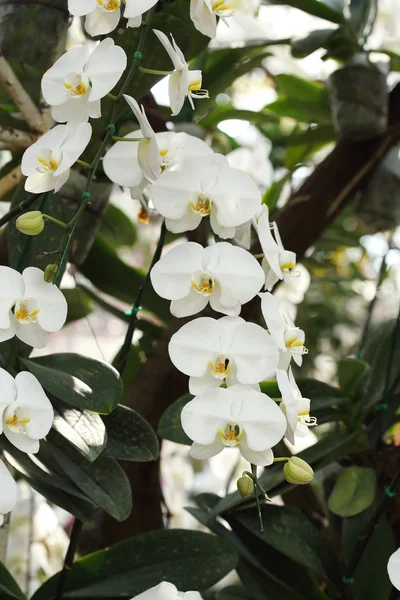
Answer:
145 139 315 469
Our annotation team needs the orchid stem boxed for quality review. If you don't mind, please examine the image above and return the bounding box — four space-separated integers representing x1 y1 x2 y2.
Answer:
107 92 118 102
55 518 83 600
76 159 91 169
139 66 173 76
251 464 264 532
116 220 167 374
253 253 264 259
42 214 68 229
111 136 142 142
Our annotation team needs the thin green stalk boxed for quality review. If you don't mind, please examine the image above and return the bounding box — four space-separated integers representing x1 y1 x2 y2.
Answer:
42 214 68 229
139 66 173 76
251 464 264 532
52 9 156 287
76 159 91 169
111 136 142 142
116 220 167 374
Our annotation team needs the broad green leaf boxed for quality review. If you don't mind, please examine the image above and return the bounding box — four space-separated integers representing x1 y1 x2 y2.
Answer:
361 319 400 408
328 466 376 517
63 287 93 326
21 353 122 414
99 203 137 249
235 506 340 583
378 49 400 72
199 106 280 129
158 393 192 445
276 75 330 105
52 404 107 462
102 404 159 462
2 438 95 522
237 560 308 600
31 530 239 600
47 434 132 521
0 563 27 600
216 586 253 600
262 172 291 212
79 235 170 322
291 29 336 58
264 0 345 23
266 97 331 124
342 509 395 600
338 358 370 397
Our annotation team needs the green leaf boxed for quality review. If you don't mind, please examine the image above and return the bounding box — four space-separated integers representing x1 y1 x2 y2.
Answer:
338 358 370 397
276 74 330 105
237 560 308 600
79 235 170 322
291 29 337 58
31 530 239 600
361 319 400 408
52 404 107 462
99 203 137 249
378 49 400 72
349 0 375 37
102 404 159 462
264 0 345 23
216 586 253 600
0 562 27 600
2 438 95 522
328 466 376 517
262 172 291 213
235 506 340 583
342 509 395 600
158 393 192 445
199 106 280 129
266 97 331 124
21 353 122 414
47 434 132 521
62 287 93 326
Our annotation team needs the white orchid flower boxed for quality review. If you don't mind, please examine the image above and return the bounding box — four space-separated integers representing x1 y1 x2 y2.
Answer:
21 123 92 194
0 370 53 454
150 241 265 318
259 292 308 369
131 582 202 600
190 0 235 38
68 0 121 36
0 266 67 348
0 459 17 526
151 154 262 238
125 0 158 28
388 548 400 591
276 368 316 445
103 130 212 190
181 384 286 466
169 316 279 395
153 29 209 116
42 38 127 124
122 95 162 183
256 205 297 291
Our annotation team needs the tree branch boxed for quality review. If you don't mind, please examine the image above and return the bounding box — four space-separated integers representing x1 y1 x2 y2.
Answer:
0 53 45 133
0 164 23 199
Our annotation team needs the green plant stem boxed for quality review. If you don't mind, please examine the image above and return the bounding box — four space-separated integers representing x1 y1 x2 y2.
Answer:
0 192 40 228
42 214 68 229
116 220 167 374
52 9 156 287
76 159 91 169
139 66 173 76
111 136 142 142
55 518 83 600
251 464 264 532
343 470 400 584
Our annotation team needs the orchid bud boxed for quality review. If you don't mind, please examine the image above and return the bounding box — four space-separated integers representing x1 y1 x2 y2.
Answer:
283 457 314 485
237 475 254 498
44 264 58 283
16 211 44 236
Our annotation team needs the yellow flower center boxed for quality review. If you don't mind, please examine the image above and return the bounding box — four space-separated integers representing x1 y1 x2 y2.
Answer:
97 0 120 10
218 422 242 447
190 193 211 216
37 155 59 172
212 0 231 12
15 301 40 324
285 337 304 349
191 274 214 295
280 261 296 272
188 79 202 92
209 356 232 380
6 414 31 429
